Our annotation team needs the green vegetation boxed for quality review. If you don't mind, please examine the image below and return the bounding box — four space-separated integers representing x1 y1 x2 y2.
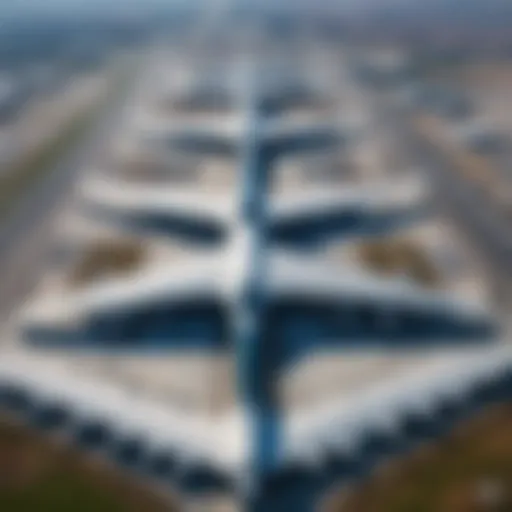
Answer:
333 406 512 512
0 419 173 512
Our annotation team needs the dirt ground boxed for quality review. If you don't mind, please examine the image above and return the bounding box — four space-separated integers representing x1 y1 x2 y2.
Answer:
328 405 512 512
0 418 176 512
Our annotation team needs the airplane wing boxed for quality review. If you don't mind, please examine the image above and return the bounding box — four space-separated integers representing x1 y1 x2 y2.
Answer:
81 180 231 244
19 258 227 351
269 180 428 247
0 355 236 494
258 84 325 116
282 347 512 482
139 117 241 157
266 253 497 365
263 120 342 157
172 84 234 112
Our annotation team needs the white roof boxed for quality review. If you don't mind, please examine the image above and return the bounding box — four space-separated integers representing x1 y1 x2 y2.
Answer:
0 354 239 471
20 256 224 325
82 178 234 223
283 346 512 466
271 177 426 221
268 252 492 320
19 244 493 330
135 108 245 141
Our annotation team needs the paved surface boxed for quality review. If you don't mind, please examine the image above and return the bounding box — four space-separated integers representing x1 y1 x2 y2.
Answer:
0 76 107 171
0 51 150 323
372 92 512 308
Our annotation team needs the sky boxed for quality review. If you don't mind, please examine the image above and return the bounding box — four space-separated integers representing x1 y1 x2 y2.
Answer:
0 0 503 23
0 0 193 17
